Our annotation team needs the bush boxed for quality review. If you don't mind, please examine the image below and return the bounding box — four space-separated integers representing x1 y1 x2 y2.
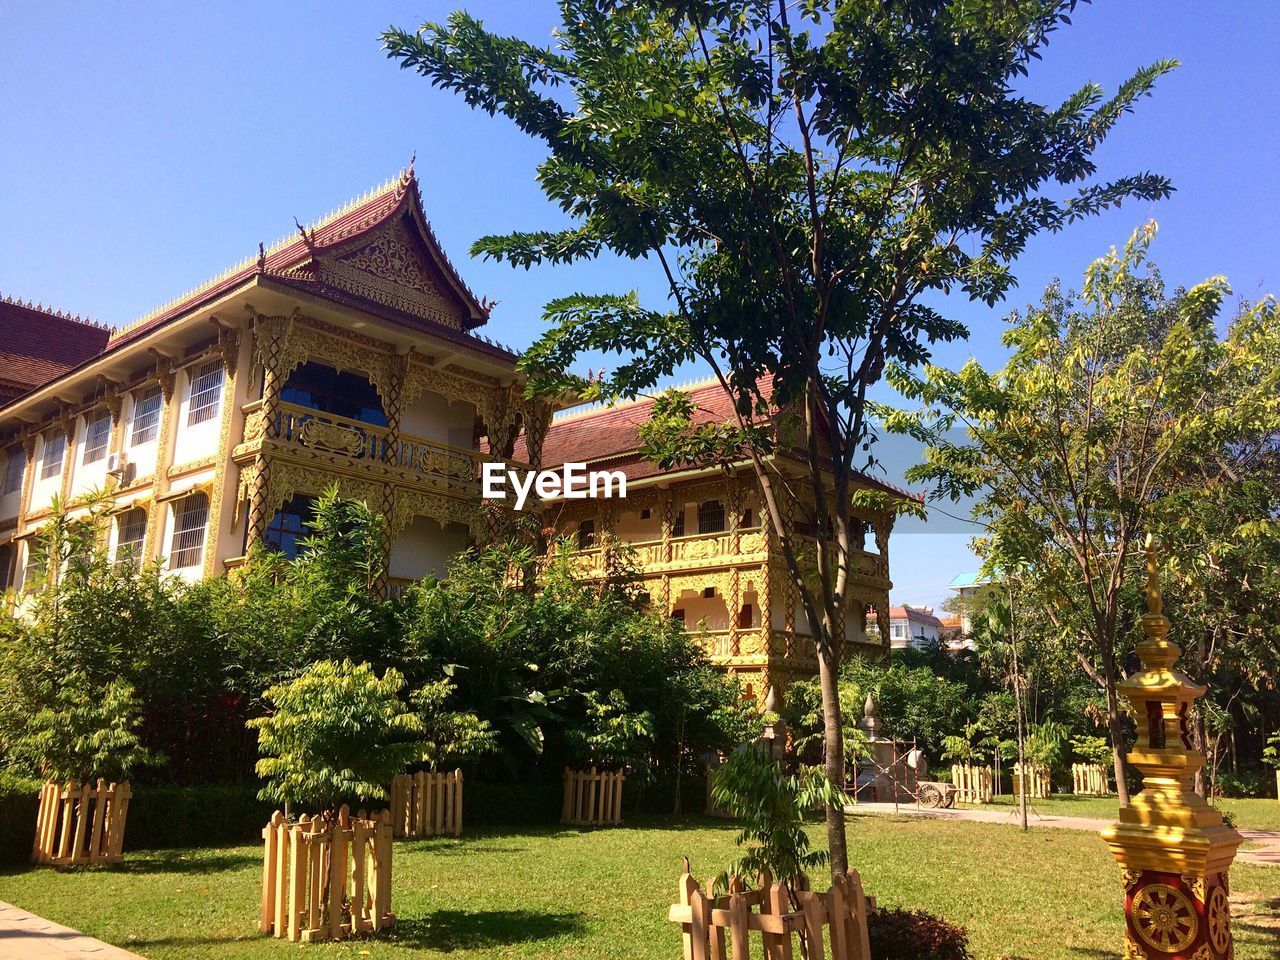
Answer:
1214 768 1268 799
866 906 971 960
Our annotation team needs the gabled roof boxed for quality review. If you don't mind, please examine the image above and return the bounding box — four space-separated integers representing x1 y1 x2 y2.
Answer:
0 296 111 401
890 605 944 628
519 376 919 501
109 162 493 350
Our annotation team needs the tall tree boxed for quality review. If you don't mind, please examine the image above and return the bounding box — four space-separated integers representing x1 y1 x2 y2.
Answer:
890 225 1280 804
384 1 1173 873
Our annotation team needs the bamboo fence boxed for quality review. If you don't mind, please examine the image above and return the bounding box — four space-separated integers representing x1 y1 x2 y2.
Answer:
562 767 624 826
259 806 394 942
669 861 873 960
390 769 463 838
31 779 131 866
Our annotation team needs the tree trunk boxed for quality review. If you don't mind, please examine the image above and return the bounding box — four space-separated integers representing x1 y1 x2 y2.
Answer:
1101 649 1131 806
816 646 849 878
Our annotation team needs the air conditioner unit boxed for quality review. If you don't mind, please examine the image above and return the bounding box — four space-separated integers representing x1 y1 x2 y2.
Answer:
106 452 130 477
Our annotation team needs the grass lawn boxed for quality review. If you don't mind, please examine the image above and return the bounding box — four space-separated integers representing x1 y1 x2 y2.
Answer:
0 815 1276 960
970 794 1280 832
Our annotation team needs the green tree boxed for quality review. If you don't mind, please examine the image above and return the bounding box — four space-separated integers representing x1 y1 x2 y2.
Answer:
249 660 424 813
890 225 1280 804
384 0 1172 876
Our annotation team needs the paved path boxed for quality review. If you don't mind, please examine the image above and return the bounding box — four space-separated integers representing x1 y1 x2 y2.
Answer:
0 902 144 960
847 802 1280 867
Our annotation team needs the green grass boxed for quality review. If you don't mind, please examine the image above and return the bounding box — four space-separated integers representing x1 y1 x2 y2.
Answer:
971 794 1280 832
0 815 1276 960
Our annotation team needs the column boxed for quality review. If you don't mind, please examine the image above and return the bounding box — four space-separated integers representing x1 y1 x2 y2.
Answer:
56 407 76 505
660 492 674 563
245 316 290 548
203 325 241 578
142 360 179 562
728 567 741 657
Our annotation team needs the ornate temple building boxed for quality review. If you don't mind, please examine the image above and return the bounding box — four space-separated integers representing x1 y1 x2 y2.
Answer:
521 380 906 702
0 167 553 592
0 167 905 702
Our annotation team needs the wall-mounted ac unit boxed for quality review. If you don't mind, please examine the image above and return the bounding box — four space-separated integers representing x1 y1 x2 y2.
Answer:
106 452 132 482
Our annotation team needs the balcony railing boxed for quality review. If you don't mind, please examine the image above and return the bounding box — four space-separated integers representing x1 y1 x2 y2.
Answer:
262 402 486 485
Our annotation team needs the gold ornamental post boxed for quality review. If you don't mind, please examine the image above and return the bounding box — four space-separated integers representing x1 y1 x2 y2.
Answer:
1100 537 1242 960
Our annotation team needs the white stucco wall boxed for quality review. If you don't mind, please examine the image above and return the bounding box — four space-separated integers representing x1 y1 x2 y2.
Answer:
389 515 470 580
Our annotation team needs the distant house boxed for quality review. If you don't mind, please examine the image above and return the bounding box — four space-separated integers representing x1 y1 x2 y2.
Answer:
947 572 994 636
881 605 944 650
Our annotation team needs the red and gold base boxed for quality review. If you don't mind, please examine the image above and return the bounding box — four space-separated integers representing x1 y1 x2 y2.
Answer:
1121 870 1232 960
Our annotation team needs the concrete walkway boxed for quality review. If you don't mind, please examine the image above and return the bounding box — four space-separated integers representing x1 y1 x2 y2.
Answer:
0 902 144 960
847 802 1280 867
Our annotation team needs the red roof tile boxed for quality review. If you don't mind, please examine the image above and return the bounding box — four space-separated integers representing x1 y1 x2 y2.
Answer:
0 297 110 401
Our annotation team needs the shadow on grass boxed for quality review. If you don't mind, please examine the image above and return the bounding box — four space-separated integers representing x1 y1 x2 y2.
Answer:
113 850 260 874
389 909 585 950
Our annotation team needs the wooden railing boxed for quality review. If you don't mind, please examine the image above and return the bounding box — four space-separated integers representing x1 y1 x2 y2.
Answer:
1071 762 1110 796
32 779 131 866
562 767 625 827
261 402 492 486
259 807 393 942
950 763 994 804
390 770 463 838
669 862 873 960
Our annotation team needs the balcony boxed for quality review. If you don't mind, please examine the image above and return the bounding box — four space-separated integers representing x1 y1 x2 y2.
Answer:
238 400 514 490
570 529 770 577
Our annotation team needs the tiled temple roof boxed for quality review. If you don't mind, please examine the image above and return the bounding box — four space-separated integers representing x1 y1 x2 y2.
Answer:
0 296 111 402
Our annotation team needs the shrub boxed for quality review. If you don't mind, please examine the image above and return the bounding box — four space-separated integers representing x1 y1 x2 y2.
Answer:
866 906 971 960
249 660 425 813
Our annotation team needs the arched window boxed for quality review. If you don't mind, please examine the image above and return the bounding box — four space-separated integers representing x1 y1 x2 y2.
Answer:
264 495 317 560
281 362 386 426
697 499 726 534
169 492 209 569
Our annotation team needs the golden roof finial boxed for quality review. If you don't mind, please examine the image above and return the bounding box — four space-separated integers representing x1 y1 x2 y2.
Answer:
1144 532 1162 617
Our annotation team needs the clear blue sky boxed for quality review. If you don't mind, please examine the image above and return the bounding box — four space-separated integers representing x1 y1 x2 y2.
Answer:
3 3 1278 608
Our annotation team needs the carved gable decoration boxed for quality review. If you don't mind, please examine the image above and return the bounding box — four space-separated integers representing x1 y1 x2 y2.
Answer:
320 217 466 330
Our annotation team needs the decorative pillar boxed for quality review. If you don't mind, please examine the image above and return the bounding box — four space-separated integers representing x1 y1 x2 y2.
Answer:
522 398 553 471
660 492 674 563
246 316 291 548
728 480 743 555
15 429 37 537
142 359 178 562
728 567 741 657
203 325 241 578
56 406 76 505
1101 538 1242 960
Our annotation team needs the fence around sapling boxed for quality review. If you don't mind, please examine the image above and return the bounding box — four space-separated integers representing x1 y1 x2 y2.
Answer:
562 767 624 827
31 780 131 866
390 769 463 838
950 763 994 804
1070 762 1110 795
670 860 874 960
1012 762 1052 799
259 807 393 943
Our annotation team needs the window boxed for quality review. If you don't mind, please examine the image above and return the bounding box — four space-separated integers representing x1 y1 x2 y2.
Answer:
741 507 755 527
82 411 112 464
264 495 316 560
21 541 43 589
115 508 148 570
2 445 24 494
738 604 754 629
187 361 224 426
577 518 596 550
281 362 386 426
672 609 686 623
697 499 726 535
131 386 163 445
0 544 11 590
39 433 65 480
639 508 651 520
672 508 685 537
169 492 209 568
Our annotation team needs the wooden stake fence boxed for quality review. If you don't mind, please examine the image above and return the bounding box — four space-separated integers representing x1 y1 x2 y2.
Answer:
31 780 131 866
259 806 394 942
669 861 873 960
1012 762 1052 799
390 770 463 838
1070 762 1109 796
950 763 993 804
562 767 624 827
